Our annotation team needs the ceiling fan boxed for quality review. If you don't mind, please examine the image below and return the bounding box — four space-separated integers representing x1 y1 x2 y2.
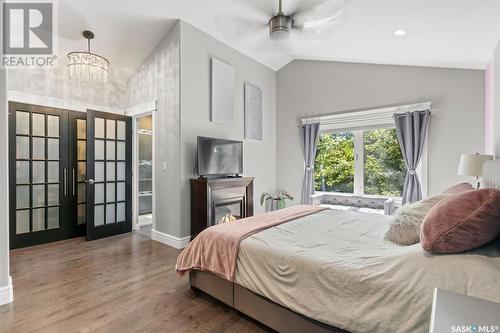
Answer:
267 0 344 40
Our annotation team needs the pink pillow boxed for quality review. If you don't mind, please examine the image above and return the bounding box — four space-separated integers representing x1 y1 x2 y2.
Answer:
442 182 474 195
420 189 500 253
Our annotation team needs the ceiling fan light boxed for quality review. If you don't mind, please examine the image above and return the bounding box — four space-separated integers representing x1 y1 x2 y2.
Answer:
270 29 290 40
269 14 292 40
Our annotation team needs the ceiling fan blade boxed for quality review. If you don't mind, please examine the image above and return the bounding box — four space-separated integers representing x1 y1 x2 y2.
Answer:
213 12 268 41
291 11 344 41
292 0 345 29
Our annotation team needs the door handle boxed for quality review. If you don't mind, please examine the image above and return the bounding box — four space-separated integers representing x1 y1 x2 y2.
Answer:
64 169 68 196
72 169 76 196
88 179 95 185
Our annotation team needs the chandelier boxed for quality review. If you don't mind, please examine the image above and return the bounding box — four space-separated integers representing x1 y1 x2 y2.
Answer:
68 30 110 84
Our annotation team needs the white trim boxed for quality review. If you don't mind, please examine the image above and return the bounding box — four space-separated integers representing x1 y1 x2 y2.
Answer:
7 90 125 114
301 102 432 132
129 101 157 232
353 130 364 196
126 101 157 117
0 276 13 305
151 230 190 249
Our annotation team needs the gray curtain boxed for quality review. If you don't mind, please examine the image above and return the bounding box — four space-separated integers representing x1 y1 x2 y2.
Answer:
300 123 320 204
394 110 431 204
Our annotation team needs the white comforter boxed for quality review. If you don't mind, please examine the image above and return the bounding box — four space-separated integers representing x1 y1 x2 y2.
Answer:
234 209 500 333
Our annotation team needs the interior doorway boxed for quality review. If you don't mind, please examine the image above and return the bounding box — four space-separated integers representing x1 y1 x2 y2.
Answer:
8 102 133 249
134 114 154 232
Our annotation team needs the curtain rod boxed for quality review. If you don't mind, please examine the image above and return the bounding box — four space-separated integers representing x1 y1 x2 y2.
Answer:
393 109 431 118
299 102 433 125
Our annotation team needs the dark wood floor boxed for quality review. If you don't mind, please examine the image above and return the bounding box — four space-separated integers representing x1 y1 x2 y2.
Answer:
0 230 268 333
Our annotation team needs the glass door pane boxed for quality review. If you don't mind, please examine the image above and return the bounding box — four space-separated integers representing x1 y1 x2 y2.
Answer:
76 119 87 225
68 112 88 238
138 115 153 217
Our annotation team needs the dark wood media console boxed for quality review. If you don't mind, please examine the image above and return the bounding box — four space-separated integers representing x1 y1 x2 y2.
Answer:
190 177 254 240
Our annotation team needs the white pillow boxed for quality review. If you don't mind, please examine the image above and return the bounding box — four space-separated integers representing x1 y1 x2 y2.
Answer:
384 194 447 245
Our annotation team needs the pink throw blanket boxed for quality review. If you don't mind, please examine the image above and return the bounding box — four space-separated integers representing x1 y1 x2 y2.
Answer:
176 205 327 281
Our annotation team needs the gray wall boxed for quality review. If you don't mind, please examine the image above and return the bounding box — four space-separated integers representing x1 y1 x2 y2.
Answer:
276 60 485 203
8 65 128 110
0 69 9 291
127 22 181 237
179 22 276 238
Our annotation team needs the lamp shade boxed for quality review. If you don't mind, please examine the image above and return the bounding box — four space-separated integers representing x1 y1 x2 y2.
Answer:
457 154 494 177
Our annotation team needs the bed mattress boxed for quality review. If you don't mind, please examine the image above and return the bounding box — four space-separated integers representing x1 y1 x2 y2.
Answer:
234 209 500 333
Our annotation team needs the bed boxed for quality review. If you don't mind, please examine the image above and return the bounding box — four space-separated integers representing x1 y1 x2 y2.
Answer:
181 161 500 333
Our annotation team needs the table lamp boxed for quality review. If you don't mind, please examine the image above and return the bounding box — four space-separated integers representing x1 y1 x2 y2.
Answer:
457 153 494 189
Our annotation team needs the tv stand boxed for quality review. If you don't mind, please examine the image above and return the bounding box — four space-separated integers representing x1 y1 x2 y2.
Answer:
190 177 254 240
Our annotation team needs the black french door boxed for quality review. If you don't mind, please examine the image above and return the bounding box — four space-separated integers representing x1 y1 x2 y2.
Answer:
86 110 132 241
9 103 133 249
9 102 70 249
69 111 88 238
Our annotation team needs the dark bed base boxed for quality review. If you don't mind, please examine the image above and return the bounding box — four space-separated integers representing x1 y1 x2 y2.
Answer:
189 270 349 333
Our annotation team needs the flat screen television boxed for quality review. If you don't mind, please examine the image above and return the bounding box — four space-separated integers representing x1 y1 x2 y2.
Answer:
197 136 243 177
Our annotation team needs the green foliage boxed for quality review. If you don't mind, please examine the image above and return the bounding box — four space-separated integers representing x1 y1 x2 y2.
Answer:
363 129 405 196
314 129 405 197
314 132 355 193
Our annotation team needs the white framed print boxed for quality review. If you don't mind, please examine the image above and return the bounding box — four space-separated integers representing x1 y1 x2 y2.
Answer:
210 58 235 125
244 83 263 140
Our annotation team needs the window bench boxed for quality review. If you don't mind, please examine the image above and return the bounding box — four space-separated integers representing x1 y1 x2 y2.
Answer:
311 192 400 215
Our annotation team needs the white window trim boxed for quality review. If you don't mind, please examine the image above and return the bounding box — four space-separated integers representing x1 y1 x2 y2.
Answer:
308 102 431 199
353 130 364 196
302 102 431 130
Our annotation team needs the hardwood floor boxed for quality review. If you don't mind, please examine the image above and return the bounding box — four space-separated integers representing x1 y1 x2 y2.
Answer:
0 230 269 333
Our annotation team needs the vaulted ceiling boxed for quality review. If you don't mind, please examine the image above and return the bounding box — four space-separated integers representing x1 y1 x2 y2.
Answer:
59 0 500 80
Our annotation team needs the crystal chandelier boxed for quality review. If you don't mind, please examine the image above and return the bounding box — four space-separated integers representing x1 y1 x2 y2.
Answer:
68 30 110 84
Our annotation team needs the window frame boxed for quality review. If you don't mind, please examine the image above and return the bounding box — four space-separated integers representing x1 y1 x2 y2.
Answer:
318 126 427 199
307 103 431 199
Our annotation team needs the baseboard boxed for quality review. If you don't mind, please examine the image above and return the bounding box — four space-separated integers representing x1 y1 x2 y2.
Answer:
0 276 13 306
151 230 190 249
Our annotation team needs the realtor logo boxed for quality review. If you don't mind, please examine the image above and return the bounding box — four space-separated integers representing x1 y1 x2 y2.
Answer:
2 0 56 68
3 2 53 54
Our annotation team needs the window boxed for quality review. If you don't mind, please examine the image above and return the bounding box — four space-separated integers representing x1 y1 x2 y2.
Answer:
363 128 405 196
315 128 405 197
315 132 354 193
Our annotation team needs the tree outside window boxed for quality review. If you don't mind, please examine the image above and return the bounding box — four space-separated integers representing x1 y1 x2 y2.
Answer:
314 128 405 197
363 128 405 196
315 132 354 193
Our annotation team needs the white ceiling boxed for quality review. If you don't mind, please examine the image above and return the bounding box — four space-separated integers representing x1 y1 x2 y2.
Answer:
59 0 500 81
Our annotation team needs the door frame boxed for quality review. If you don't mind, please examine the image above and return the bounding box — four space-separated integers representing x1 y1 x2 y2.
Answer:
127 101 157 232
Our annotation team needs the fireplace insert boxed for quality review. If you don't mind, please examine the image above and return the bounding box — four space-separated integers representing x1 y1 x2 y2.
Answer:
190 177 254 239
